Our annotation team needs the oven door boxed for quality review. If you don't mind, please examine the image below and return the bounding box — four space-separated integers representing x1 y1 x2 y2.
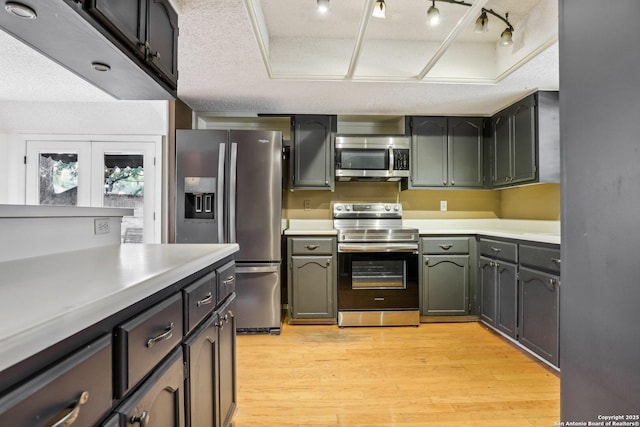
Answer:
337 243 419 311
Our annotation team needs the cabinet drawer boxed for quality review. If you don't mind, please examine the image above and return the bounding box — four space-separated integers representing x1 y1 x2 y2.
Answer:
183 270 217 335
217 261 236 305
422 237 469 254
114 293 183 398
519 244 561 274
0 335 112 426
290 237 334 255
479 239 517 262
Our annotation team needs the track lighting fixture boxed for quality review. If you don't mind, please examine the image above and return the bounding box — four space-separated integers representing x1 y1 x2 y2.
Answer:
425 1 513 46
426 0 440 26
372 0 386 19
317 0 329 15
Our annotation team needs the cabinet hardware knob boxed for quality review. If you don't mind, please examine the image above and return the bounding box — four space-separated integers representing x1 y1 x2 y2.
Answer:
197 292 213 307
325 180 329 185
305 244 319 250
48 391 89 427
146 323 174 348
150 51 161 61
130 410 150 427
223 276 235 286
326 259 331 266
551 258 561 265
490 247 502 253
438 244 453 250
451 180 455 186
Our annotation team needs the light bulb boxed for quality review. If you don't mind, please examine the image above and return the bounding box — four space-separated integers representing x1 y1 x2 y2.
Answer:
474 11 488 33
372 0 386 19
500 27 513 46
317 0 329 15
427 5 440 26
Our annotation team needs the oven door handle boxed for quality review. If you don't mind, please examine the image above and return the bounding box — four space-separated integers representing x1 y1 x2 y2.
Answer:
338 243 419 253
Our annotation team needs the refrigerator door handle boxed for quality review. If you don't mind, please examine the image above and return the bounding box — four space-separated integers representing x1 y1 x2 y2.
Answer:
236 265 279 274
218 143 226 242
229 142 238 243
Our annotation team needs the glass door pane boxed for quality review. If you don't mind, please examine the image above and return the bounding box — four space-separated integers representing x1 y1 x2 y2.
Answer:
102 154 145 243
91 141 158 244
38 153 79 206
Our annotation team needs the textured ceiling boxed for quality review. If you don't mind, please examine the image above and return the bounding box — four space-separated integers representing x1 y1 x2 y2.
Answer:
0 0 559 116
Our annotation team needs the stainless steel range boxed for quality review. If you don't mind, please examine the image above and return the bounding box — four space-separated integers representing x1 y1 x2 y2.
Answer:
334 202 420 327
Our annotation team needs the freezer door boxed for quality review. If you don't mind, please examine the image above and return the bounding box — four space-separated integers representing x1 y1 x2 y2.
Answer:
229 130 282 262
235 264 281 334
176 130 228 243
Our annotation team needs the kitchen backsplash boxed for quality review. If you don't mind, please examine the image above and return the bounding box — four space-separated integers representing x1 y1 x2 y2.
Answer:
283 182 560 221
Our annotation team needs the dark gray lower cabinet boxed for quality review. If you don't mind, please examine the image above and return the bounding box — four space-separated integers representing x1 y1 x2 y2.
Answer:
518 267 560 367
184 315 219 427
479 257 496 325
0 335 112 426
421 255 469 315
218 295 237 427
479 256 517 338
290 256 335 318
115 348 185 427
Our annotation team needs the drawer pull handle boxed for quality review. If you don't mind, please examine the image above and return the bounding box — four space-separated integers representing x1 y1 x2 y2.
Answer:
223 276 235 286
130 410 150 427
305 244 319 250
490 247 502 253
438 244 453 250
551 258 561 265
197 292 213 307
146 323 174 348
48 391 89 427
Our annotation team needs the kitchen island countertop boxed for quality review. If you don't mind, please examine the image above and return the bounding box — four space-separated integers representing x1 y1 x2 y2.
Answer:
0 243 239 372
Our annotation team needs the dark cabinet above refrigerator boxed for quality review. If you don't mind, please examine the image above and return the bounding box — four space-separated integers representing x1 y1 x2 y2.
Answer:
0 0 177 100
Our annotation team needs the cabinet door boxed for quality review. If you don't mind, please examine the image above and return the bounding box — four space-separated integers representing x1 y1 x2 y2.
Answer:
291 115 334 190
496 261 517 339
448 118 483 187
479 256 496 326
290 256 335 318
518 267 560 366
410 117 447 187
183 316 218 427
217 296 237 427
85 0 147 57
146 0 179 85
116 348 185 427
511 96 537 184
492 112 512 186
422 255 469 315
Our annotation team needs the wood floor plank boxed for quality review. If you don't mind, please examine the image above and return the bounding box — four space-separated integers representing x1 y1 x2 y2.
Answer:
232 322 559 426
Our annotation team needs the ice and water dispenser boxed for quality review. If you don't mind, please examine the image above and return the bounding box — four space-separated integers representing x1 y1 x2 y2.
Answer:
184 177 216 220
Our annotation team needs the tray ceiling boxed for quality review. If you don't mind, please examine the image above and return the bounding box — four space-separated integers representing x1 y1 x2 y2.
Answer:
244 0 557 82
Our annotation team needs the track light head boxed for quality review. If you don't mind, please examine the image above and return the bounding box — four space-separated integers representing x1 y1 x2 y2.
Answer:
474 11 489 33
499 27 513 46
427 1 440 26
317 0 329 15
372 0 386 19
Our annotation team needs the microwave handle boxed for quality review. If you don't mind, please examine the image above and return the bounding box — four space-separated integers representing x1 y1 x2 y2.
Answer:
388 147 394 175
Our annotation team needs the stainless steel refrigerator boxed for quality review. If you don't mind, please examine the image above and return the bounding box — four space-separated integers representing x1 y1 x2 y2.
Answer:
175 129 282 334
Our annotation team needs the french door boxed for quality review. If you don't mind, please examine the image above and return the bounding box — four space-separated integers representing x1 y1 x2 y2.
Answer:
25 138 161 243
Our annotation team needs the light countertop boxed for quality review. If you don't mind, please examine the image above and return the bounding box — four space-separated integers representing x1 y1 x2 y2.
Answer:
0 243 238 372
284 219 560 244
0 204 133 218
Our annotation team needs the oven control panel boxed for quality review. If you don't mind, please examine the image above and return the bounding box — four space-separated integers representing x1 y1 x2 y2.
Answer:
333 202 402 218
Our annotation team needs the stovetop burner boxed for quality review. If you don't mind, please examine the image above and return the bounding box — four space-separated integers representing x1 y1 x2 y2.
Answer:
333 202 418 243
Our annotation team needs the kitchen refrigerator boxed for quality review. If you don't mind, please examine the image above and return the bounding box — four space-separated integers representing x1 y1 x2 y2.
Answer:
175 129 282 334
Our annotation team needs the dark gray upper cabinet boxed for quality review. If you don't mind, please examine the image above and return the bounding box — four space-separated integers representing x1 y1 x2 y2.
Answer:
85 0 179 86
290 115 335 190
408 116 483 188
0 0 177 100
490 91 559 188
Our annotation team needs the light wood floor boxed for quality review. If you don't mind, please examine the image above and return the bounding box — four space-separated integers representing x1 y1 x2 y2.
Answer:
232 321 559 427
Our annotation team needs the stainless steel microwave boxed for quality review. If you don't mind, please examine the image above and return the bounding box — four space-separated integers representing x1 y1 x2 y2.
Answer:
335 136 411 181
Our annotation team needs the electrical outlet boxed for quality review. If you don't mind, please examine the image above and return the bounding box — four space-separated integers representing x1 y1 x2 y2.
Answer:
304 200 311 211
94 218 110 235
440 200 448 212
